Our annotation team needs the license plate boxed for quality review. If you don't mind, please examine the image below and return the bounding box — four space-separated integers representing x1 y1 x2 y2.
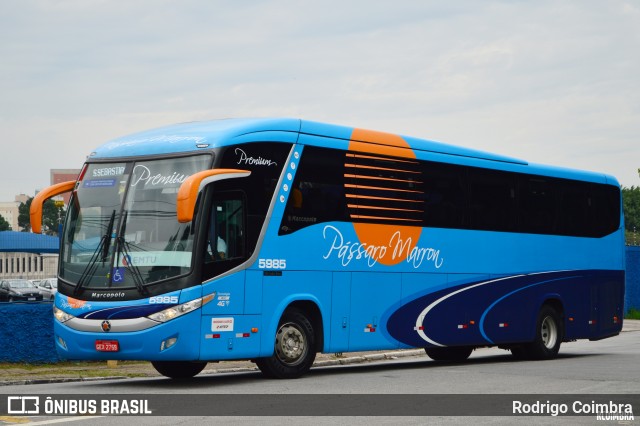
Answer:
28 298 35 301
95 340 120 352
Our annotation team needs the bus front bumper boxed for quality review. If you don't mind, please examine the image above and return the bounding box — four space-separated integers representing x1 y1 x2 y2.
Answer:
53 312 201 361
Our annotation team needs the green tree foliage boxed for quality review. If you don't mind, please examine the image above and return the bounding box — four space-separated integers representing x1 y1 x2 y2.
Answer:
18 197 66 235
0 214 11 231
623 186 640 245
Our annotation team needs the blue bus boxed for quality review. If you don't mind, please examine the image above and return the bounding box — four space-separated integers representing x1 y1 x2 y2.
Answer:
31 118 625 379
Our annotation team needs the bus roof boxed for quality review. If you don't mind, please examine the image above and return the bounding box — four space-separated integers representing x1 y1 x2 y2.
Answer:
89 118 617 185
91 118 523 162
90 118 301 159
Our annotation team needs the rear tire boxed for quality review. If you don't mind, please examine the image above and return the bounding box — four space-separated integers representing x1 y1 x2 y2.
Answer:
256 308 316 379
151 361 207 379
425 346 473 361
521 305 563 360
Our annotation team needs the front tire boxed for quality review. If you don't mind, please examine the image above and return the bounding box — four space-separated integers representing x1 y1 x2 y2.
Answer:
521 305 563 360
425 346 473 361
151 361 207 379
256 308 316 379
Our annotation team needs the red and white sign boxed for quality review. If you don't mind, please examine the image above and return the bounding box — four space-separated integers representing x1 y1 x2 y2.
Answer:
211 317 234 332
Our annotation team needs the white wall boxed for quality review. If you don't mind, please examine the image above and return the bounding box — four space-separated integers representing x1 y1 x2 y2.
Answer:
0 252 58 279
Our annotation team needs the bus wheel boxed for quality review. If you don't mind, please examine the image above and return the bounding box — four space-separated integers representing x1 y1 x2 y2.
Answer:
256 309 316 379
523 305 562 360
424 346 473 361
151 361 207 379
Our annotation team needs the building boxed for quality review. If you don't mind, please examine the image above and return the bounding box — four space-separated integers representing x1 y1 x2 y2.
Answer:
0 231 59 280
0 195 26 231
0 252 58 280
1 169 80 232
51 169 81 204
0 202 18 231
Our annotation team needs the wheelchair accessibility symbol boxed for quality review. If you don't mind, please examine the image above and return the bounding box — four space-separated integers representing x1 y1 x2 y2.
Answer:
112 267 125 283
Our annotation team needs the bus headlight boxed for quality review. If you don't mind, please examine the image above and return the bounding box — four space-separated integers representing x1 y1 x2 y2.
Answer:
54 306 74 323
147 293 214 323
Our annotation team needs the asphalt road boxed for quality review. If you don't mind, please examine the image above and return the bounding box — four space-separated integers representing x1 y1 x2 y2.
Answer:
1 326 639 425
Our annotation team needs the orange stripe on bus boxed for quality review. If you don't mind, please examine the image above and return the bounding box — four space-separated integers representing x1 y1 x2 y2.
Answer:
346 153 419 164
348 129 422 266
345 184 423 194
348 204 424 213
352 222 423 266
350 215 422 222
350 129 415 151
348 141 415 159
344 174 423 184
345 194 423 203
344 163 422 174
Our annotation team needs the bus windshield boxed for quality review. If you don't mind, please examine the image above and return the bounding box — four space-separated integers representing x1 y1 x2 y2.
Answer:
60 155 211 291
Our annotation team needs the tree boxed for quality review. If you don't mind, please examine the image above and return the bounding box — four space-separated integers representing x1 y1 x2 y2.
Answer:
18 197 65 235
0 214 11 231
622 186 640 245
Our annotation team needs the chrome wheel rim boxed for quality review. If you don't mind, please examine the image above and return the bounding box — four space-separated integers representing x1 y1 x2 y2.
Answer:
541 316 558 349
275 322 307 366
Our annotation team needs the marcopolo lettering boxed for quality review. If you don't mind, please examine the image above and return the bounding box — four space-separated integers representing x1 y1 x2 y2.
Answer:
91 292 126 299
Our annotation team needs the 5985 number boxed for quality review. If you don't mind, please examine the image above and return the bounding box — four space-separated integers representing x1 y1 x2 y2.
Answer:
258 259 287 269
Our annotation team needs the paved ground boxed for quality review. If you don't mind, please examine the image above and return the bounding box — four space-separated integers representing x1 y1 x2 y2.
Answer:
1 320 638 386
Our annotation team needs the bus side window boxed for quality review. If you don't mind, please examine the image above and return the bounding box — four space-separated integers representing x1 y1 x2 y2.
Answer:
206 194 246 262
279 147 347 235
520 178 557 234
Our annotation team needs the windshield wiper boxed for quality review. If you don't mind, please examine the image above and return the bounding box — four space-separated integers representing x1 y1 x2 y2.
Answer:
115 210 148 296
74 210 116 296
117 237 148 296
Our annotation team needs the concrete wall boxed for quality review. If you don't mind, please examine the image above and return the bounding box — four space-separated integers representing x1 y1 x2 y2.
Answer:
1 247 640 363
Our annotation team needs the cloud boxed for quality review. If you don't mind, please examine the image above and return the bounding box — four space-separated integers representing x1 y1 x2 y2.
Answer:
1 0 639 202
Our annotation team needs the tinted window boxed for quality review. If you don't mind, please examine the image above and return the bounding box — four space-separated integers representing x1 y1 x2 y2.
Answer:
217 142 293 250
279 147 348 235
277 146 620 238
422 162 466 229
469 169 516 232
520 177 557 234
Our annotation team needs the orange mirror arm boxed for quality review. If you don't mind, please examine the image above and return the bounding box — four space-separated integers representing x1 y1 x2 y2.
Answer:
30 180 76 234
176 169 251 223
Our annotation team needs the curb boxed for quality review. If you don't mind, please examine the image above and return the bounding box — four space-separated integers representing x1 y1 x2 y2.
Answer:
313 349 425 367
0 376 129 387
0 349 427 386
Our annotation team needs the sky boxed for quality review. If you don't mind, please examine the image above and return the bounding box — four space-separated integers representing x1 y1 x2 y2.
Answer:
1 0 639 202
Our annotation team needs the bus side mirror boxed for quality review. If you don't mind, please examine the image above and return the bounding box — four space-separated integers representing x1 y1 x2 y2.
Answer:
176 169 251 223
30 181 76 234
